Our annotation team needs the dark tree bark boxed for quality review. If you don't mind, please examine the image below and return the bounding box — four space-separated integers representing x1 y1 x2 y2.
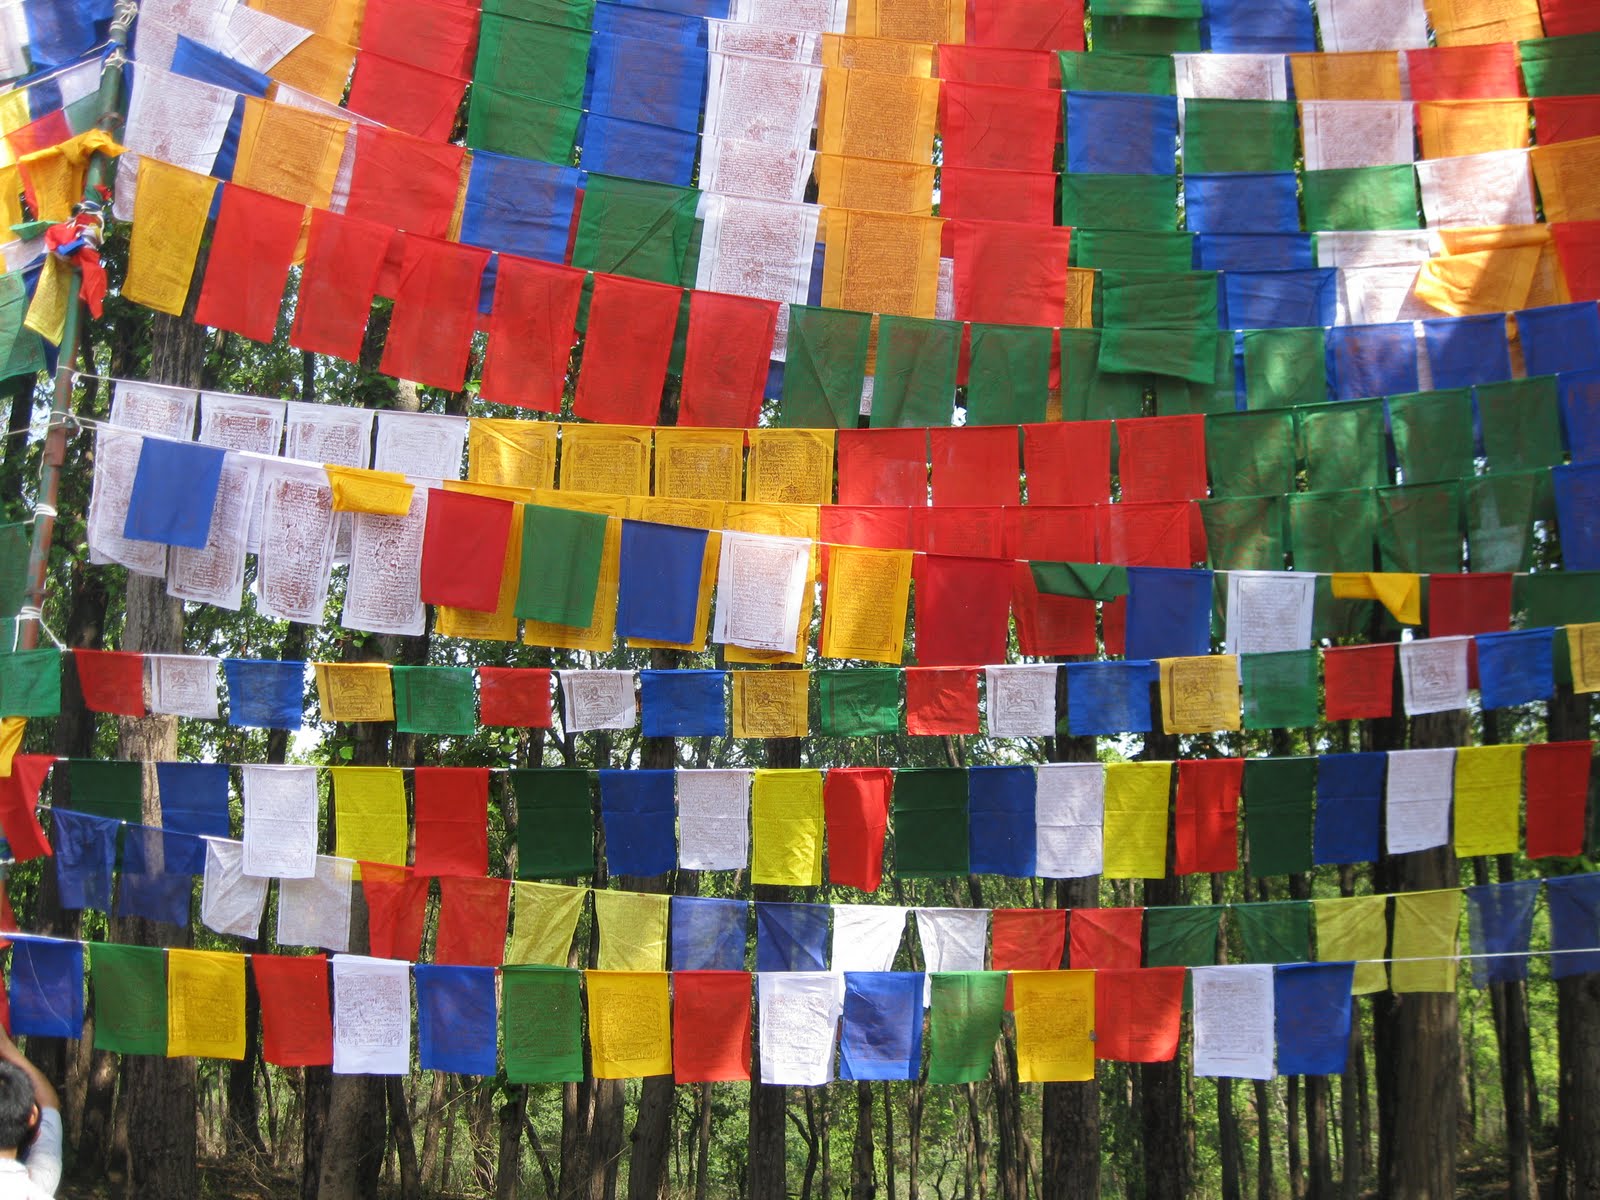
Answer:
852 1082 877 1200
1140 717 1188 1199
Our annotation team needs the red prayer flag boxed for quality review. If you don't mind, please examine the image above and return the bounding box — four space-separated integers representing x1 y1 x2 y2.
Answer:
1175 758 1242 875
672 970 752 1082
1023 421 1111 506
194 185 304 344
1538 0 1600 36
1553 222 1600 302
1069 907 1144 969
1525 740 1592 858
823 767 893 891
4 109 68 160
1097 502 1194 567
1094 968 1184 1062
929 426 1021 506
912 507 1007 558
938 45 1058 89
939 81 1060 173
290 208 392 361
346 53 467 142
914 555 1014 666
479 667 553 728
252 954 333 1067
904 667 980 735
413 767 490 877
378 235 490 390
967 0 1083 50
821 506 916 552
0 974 10 1035
361 864 430 961
73 649 147 717
1004 505 1097 563
1115 415 1208 503
1323 643 1397 721
572 273 682 425
357 0 479 79
993 907 1065 1005
420 489 513 611
1429 573 1512 636
679 290 778 429
1534 98 1600 145
1011 564 1098 656
481 256 584 412
346 125 464 241
0 756 55 861
1404 45 1523 100
435 876 511 966
938 165 1058 223
836 429 929 507
947 218 1072 327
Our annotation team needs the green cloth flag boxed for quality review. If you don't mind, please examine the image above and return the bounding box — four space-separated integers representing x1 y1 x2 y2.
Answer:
1182 100 1296 174
0 524 28 619
511 769 595 878
1202 496 1287 571
1243 757 1315 877
68 759 144 825
1302 165 1420 231
0 647 59 717
1031 562 1128 600
502 967 586 1082
0 273 45 382
1098 326 1219 385
1058 50 1175 94
1060 329 1148 421
1243 327 1328 410
926 972 1007 1084
1092 15 1201 52
1154 334 1238 415
1477 377 1564 473
1388 389 1474 485
1297 400 1387 492
1060 173 1178 231
1231 901 1311 964
517 504 608 626
891 768 969 877
570 175 698 286
1100 270 1219 328
782 305 871 429
967 324 1052 425
1518 32 1600 97
1241 650 1321 730
473 15 590 107
1073 229 1194 273
1145 905 1220 966
819 669 901 736
1206 410 1296 498
1287 489 1376 572
870 315 961 428
1516 572 1600 629
392 666 477 736
1377 482 1462 573
1465 471 1545 573
466 84 582 163
1091 0 1201 14
484 0 594 21
90 943 168 1055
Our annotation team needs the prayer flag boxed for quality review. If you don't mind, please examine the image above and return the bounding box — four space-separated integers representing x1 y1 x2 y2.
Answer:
680 291 778 429
480 258 584 413
1315 896 1389 994
1158 655 1241 735
757 902 830 973
926 973 1006 1084
9 939 82 1038
1244 757 1316 876
420 489 512 613
73 649 146 717
435 877 510 967
518 504 608 627
123 159 216 317
1466 880 1541 986
1525 741 1592 858
640 670 726 737
167 949 245 1059
593 891 670 972
1322 644 1396 720
1064 661 1155 737
118 827 198 927
617 520 710 645
1242 649 1321 729
821 547 912 665
758 972 844 1086
392 667 476 736
194 184 303 343
503 967 585 1082
507 882 585 967
512 769 594 878
731 670 809 739
1391 890 1461 992
1314 753 1386 865
52 810 118 911
840 972 924 1081
1193 964 1275 1079
673 971 752 1083
1176 759 1241 875
252 954 333 1067
479 668 552 728
893 768 970 877
599 769 675 878
1012 971 1095 1082
819 670 900 737
332 956 412 1075
915 555 1012 667
671 897 748 971
224 659 306 731
968 766 1035 877
1103 762 1171 879
1453 745 1524 858
905 668 980 736
361 866 429 961
824 768 892 891
416 965 498 1076
412 767 489 878
123 439 225 550
289 209 390 362
751 769 824 887
331 767 406 868
1095 968 1184 1062
1070 907 1143 969
572 274 681 425
1275 963 1355 1076
1546 875 1600 979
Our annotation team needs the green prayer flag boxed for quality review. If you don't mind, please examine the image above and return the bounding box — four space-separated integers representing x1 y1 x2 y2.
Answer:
1092 0 1201 14
1058 50 1175 94
68 759 144 825
90 943 168 1055
1201 496 1288 571
1241 650 1321 730
966 324 1051 425
1031 562 1129 600
1073 229 1194 272
0 525 28 619
0 646 59 717
782 305 871 429
1060 329 1148 421
1296 400 1387 492
1100 270 1219 328
1377 482 1462 573
1477 376 1564 473
1465 471 1546 573
891 768 969 878
1092 15 1201 53
1156 333 1238 415
570 175 699 286
1060 173 1178 231
1243 327 1328 410
1516 572 1600 629
392 666 477 736
517 504 608 626
1231 901 1311 964
819 669 901 736
1301 165 1420 231
511 769 595 878
473 15 590 106
0 273 45 382
926 972 1007 1084
1206 410 1296 498
483 0 594 25
1243 757 1316 877
465 83 582 163
1287 489 1376 573
1518 32 1600 97
1181 100 1296 174
1144 905 1220 966
502 967 586 1082
1388 389 1474 485
1098 326 1219 385
870 315 960 428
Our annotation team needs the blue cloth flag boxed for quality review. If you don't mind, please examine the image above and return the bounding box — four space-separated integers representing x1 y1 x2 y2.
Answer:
1194 234 1314 272
756 902 829 972
1477 628 1555 709
671 896 748 970
23 0 102 67
1327 323 1419 401
1066 93 1178 176
640 670 727 737
840 972 925 1081
592 1 706 44
415 965 499 1075
169 35 272 96
1185 174 1301 234
223 659 306 730
1422 315 1512 391
1559 369 1600 464
967 766 1036 877
586 30 706 132
1518 303 1600 378
616 521 709 645
580 113 699 186
1274 962 1354 1075
598 769 676 877
1125 568 1213 660
123 439 226 549
1221 270 1337 331
1547 874 1600 980
116 827 199 927
155 762 231 846
1313 752 1385 865
1203 0 1316 51
1063 661 1155 736
51 808 118 911
1554 464 1600 572
9 938 84 1039
1465 879 1541 986
460 153 581 264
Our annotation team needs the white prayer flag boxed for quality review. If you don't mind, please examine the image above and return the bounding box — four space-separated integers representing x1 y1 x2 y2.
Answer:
757 972 845 1086
1034 763 1104 879
277 855 354 953
284 401 374 468
727 0 848 33
87 432 167 578
984 665 1058 738
1224 572 1316 657
113 65 234 220
255 462 338 625
373 411 468 482
913 908 989 974
677 769 752 870
341 486 428 637
1193 965 1277 1080
1174 53 1290 101
698 137 815 202
1399 636 1471 715
1301 101 1416 172
200 839 269 938
704 51 823 147
560 670 637 732
713 531 811 652
1316 0 1428 52
707 20 818 62
831 905 907 974
198 392 286 455
148 653 221 720
1315 230 1435 269
1336 265 1433 326
694 194 821 358
1385 747 1457 855
240 765 319 879
332 955 413 1076
1416 149 1537 230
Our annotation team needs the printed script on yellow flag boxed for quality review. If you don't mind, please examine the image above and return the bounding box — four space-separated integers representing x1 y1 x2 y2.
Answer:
330 767 408 868
750 769 825 886
313 662 395 723
325 466 414 515
732 669 810 738
851 0 963 45
1453 744 1524 858
654 428 746 502
746 429 835 506
818 67 939 163
1391 890 1461 994
821 208 943 320
506 882 587 966
814 154 936 216
233 96 346 209
469 419 557 491
1569 623 1600 694
585 971 673 1079
822 546 912 664
592 890 669 971
559 424 652 496
121 159 217 318
167 949 246 1060
1012 971 1095 1082
1102 762 1171 880
1158 655 1241 735
1314 896 1389 994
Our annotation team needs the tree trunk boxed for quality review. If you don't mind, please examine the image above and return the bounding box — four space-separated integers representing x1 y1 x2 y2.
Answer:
385 1078 421 1200
1140 719 1187 1200
1212 875 1243 1200
852 1082 876 1200
494 1088 527 1200
907 1080 923 1200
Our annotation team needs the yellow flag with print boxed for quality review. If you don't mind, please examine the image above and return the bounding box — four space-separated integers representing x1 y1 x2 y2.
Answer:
167 949 246 1059
586 970 672 1079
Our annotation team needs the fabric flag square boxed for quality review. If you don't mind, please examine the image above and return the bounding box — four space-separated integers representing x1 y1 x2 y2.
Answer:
194 184 304 344
731 670 809 739
224 659 305 731
1453 745 1524 858
0 651 61 721
616 521 710 646
419 489 513 613
1387 748 1457 855
598 769 675 877
331 767 407 869
1035 763 1104 878
0 755 53 863
1242 649 1321 730
1525 741 1592 858
1274 963 1355 1076
915 909 991 978
714 533 810 655
8 938 84 1039
414 965 498 1076
435 877 511 967
313 662 394 724
1176 759 1242 875
676 770 750 872
680 291 778 428
1554 464 1600 571
1223 571 1315 656
52 809 119 911
1546 875 1600 980
507 883 585 967
1477 628 1555 709
361 866 429 961
73 649 147 716
331 955 412 1075
893 768 970 877
412 768 489 878
1314 753 1386 865
926 973 1007 1084
571 275 681 426
90 943 166 1056
67 760 142 826
1159 655 1242 735
968 766 1036 877
1430 572 1514 637
1315 896 1389 994
1323 644 1396 721
984 665 1057 738
1094 968 1185 1062
478 668 552 728
1012 971 1095 1082
819 670 900 737
824 768 893 891
480 258 584 412
392 667 476 737
1391 890 1461 992
751 769 824 887
277 855 354 953
200 841 268 940
1193 964 1275 1079
758 972 844 1086
830 906 908 975
671 897 748 971
118 827 199 927
154 762 229 844
1070 908 1143 970
518 504 608 628
840 972 924 1081
560 670 636 733
638 670 726 738
240 764 318 879
1234 901 1311 964
166 949 245 1059
593 891 670 972
1126 568 1212 661
289 210 390 361
123 439 226 550
757 902 830 973
511 769 594 878
915 556 1013 667
1102 762 1171 879
1466 879 1541 987
1066 91 1177 174
836 429 928 507
1064 661 1155 737
821 547 913 664
1244 757 1316 876
1399 637 1471 716
501 968 584 1084
673 971 752 1083
781 306 872 429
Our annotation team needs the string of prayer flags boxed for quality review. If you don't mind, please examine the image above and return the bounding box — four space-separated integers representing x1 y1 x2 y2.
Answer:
1466 879 1541 987
1525 741 1593 859
672 898 748 972
751 770 825 887
1391 890 1461 993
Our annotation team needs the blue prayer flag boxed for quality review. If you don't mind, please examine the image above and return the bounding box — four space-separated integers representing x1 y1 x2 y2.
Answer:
1422 315 1512 391
1547 874 1600 980
116 827 200 927
1203 0 1316 51
592 1 706 43
1125 568 1213 660
1185 174 1301 234
1066 92 1178 176
155 762 231 844
22 0 101 67
755 902 829 972
460 153 581 263
1313 752 1385 866
1477 628 1555 709
223 659 306 730
616 521 710 645
640 670 727 737
1559 369 1600 464
416 965 499 1075
968 766 1036 877
1327 324 1419 401
9 938 84 1038
1554 464 1600 572
598 769 677 877
840 972 925 1081
1063 661 1156 736
51 808 118 911
587 30 706 132
169 35 272 96
1274 963 1354 1076
1221 270 1337 331
1465 879 1541 986
581 113 699 186
1195 233 1314 271
671 896 748 970
1518 304 1600 378
123 439 226 549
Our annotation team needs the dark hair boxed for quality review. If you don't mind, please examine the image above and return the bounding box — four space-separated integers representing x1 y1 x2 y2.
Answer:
0 1062 36 1150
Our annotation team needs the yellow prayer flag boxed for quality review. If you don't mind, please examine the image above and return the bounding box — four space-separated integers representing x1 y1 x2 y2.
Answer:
1426 0 1542 45
1012 971 1095 1083
1314 895 1389 995
325 466 414 515
850 0 962 45
818 68 940 167
814 154 937 216
0 717 27 776
821 208 944 321
522 490 627 652
507 882 587 966
1414 247 1541 317
559 425 652 497
654 428 746 502
723 504 819 664
821 546 912 664
750 769 824 887
23 254 71 345
17 129 124 222
248 0 364 45
0 164 23 233
1288 51 1403 101
1569 623 1600 694
1102 762 1171 879
268 34 358 104
820 33 936 75
313 662 395 723
469 419 557 491
1416 100 1530 159
1329 573 1421 625
585 970 673 1079
1453 744 1524 858
121 159 217 318
233 96 347 209
1391 890 1461 993
1530 136 1600 224
1157 656 1241 735
1063 267 1096 329
0 90 28 137
167 949 246 1060
1436 225 1569 309
746 429 835 506
592 890 670 971
435 481 533 642
732 670 810 739
331 767 408 868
